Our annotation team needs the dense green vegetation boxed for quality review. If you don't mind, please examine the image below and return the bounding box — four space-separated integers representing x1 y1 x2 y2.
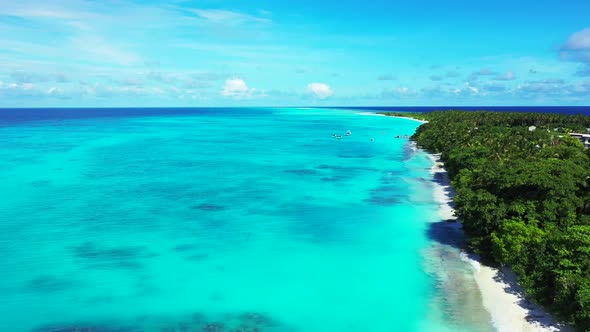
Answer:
387 111 590 330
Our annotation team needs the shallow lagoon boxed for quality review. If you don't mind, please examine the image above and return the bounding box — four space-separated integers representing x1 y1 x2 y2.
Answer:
0 108 494 331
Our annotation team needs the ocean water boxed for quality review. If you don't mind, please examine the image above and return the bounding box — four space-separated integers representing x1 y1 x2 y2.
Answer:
0 108 494 332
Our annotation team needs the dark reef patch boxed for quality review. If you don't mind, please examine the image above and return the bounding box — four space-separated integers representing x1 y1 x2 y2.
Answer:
379 173 403 185
320 175 350 182
201 218 226 229
85 296 115 305
192 203 226 212
237 312 280 328
316 164 378 172
74 242 154 260
370 185 400 193
365 185 405 206
185 253 210 261
26 276 76 293
173 243 197 252
33 311 293 332
283 169 321 176
85 260 144 270
337 154 373 159
364 196 402 206
282 203 363 243
30 180 52 187
32 325 140 332
314 164 382 183
72 242 155 270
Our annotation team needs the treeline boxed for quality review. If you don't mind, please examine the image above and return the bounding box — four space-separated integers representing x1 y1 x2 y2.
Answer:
401 111 590 330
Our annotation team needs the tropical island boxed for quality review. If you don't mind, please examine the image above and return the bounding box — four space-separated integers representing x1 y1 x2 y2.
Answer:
384 111 590 331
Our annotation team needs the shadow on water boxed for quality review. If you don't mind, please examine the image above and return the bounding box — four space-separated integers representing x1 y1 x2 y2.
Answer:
425 160 461 248
426 221 464 249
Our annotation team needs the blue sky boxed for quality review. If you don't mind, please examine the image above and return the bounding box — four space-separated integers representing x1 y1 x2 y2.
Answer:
0 0 589 107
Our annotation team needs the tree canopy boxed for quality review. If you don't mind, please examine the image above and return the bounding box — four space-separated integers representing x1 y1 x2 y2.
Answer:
385 111 590 330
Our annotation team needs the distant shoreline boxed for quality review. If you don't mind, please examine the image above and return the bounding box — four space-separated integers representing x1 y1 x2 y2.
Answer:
356 112 428 124
393 116 428 124
425 152 571 332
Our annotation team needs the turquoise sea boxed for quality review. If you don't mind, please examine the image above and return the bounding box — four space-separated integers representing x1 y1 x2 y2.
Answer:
0 108 494 331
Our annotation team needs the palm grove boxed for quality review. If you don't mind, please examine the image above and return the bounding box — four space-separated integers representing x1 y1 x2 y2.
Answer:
385 111 590 330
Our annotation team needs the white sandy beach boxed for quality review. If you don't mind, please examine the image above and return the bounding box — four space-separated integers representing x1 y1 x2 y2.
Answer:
397 116 428 124
354 112 387 117
427 153 571 332
355 113 429 124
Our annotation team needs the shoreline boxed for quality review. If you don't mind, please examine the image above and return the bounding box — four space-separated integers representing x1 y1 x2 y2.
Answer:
355 112 429 124
395 116 428 124
425 152 571 332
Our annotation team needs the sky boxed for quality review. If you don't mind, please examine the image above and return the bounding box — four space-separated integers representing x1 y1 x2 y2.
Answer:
0 0 589 107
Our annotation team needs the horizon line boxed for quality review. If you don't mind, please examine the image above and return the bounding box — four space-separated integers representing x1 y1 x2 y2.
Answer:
1 105 590 110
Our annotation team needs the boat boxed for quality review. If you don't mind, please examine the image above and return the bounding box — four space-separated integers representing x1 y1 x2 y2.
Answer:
345 130 352 136
336 135 343 139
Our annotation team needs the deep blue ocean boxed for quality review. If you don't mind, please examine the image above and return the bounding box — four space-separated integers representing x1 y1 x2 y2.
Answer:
0 106 560 331
0 106 589 125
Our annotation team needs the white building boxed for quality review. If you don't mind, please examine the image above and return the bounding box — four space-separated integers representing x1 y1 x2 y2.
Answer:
570 133 590 148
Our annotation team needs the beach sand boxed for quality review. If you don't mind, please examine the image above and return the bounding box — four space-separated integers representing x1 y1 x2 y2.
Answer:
355 113 429 124
427 153 571 332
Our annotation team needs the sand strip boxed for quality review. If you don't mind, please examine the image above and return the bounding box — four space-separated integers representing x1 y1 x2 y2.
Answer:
355 113 429 124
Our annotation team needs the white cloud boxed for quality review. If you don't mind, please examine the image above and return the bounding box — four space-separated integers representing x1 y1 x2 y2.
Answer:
396 87 413 95
48 87 61 95
465 82 479 95
563 28 590 50
21 83 34 90
69 35 141 65
494 71 515 81
191 9 271 24
222 78 255 99
307 83 333 99
0 2 92 20
561 27 590 63
10 71 69 83
0 80 41 97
